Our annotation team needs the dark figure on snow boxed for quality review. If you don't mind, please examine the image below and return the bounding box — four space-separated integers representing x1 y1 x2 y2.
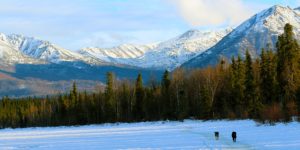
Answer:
232 131 237 142
214 132 219 140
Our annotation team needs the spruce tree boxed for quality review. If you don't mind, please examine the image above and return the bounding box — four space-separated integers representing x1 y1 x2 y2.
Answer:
244 50 261 118
72 82 77 98
105 72 114 99
230 55 245 117
260 48 277 104
244 50 255 105
260 48 268 104
105 72 116 121
161 70 171 90
70 82 78 105
134 73 144 120
161 70 172 119
230 57 237 115
276 23 300 121
67 82 78 123
277 24 300 100
120 82 131 121
199 83 211 119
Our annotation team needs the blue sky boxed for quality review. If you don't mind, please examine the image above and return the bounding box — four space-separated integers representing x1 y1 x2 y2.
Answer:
0 0 298 50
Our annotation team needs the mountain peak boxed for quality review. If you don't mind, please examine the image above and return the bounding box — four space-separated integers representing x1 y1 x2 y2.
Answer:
178 29 201 39
230 5 299 38
0 33 7 42
182 5 300 68
79 28 232 70
271 4 288 10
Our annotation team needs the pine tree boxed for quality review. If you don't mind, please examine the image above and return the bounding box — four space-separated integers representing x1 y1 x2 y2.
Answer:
244 50 255 106
161 70 172 119
276 23 300 121
104 72 116 121
161 70 171 91
134 73 144 120
230 55 245 117
72 82 77 99
105 72 114 101
119 82 131 121
70 82 78 106
244 50 261 118
277 24 300 101
229 57 237 116
260 48 277 104
260 48 268 104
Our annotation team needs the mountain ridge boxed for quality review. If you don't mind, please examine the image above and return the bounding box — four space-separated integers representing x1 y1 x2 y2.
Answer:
0 27 232 70
182 5 300 68
79 28 233 70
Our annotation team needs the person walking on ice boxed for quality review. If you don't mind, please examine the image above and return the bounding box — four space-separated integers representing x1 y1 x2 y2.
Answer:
232 131 237 142
214 132 219 140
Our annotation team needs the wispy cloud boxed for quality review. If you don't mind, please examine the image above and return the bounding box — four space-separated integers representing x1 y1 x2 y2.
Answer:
168 0 254 27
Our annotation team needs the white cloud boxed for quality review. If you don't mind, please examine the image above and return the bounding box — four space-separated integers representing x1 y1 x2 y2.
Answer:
168 0 254 27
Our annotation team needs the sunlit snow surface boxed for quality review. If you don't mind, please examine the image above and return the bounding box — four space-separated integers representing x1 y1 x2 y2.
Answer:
0 120 299 150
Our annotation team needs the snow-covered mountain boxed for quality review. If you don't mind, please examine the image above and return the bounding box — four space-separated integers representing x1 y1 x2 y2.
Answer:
0 34 165 97
1 5 299 71
0 34 43 65
79 44 157 65
141 28 233 70
2 4 300 96
183 5 300 68
0 28 232 70
0 34 104 65
79 28 232 70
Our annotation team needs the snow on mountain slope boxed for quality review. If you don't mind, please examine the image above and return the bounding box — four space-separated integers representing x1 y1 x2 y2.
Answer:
0 28 232 70
141 28 233 70
228 5 300 39
79 44 157 63
0 34 104 65
183 5 300 68
0 34 43 65
80 28 232 70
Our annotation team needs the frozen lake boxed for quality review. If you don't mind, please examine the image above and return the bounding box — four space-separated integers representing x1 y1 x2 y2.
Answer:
0 120 299 149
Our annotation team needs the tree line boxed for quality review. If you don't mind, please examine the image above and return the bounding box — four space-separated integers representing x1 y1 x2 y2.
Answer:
0 24 300 128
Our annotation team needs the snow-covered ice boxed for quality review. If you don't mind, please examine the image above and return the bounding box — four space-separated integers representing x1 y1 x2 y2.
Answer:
0 120 299 150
